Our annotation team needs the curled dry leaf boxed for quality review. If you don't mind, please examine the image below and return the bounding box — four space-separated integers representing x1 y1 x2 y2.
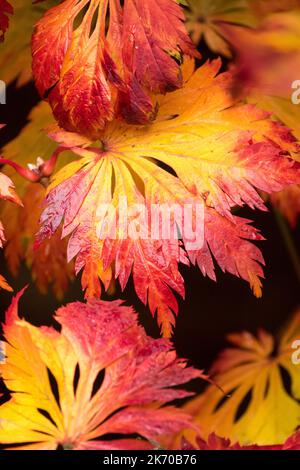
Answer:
32 0 198 136
37 60 300 335
183 309 300 445
0 290 204 450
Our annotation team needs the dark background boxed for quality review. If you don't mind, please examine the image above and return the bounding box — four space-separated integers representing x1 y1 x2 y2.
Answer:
0 41 299 385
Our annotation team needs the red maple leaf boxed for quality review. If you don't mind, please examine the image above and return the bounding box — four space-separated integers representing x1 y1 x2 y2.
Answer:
0 290 205 449
0 0 12 42
31 0 198 137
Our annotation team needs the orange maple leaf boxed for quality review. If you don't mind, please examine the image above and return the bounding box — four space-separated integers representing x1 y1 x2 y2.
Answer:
36 60 300 336
31 0 198 137
0 289 204 450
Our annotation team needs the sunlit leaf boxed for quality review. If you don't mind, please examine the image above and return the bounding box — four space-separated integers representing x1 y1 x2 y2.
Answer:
0 290 204 450
32 0 198 135
36 60 300 335
184 309 300 445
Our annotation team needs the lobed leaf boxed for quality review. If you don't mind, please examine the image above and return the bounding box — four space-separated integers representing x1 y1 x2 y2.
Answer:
37 61 300 335
0 290 204 449
183 310 300 445
32 0 198 136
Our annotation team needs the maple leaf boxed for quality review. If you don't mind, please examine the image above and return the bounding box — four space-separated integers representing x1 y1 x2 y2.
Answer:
184 0 256 57
0 0 12 42
36 60 300 336
0 0 55 87
0 103 77 297
0 290 204 450
183 309 300 446
31 0 198 136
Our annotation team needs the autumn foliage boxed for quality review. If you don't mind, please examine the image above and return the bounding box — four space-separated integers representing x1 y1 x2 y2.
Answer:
0 0 300 452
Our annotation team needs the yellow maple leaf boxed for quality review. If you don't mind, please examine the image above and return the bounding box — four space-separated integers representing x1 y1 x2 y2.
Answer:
184 310 300 445
0 290 203 450
37 59 300 335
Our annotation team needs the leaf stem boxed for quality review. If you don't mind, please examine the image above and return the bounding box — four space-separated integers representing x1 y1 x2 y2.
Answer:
0 147 63 182
0 158 40 182
273 207 300 286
